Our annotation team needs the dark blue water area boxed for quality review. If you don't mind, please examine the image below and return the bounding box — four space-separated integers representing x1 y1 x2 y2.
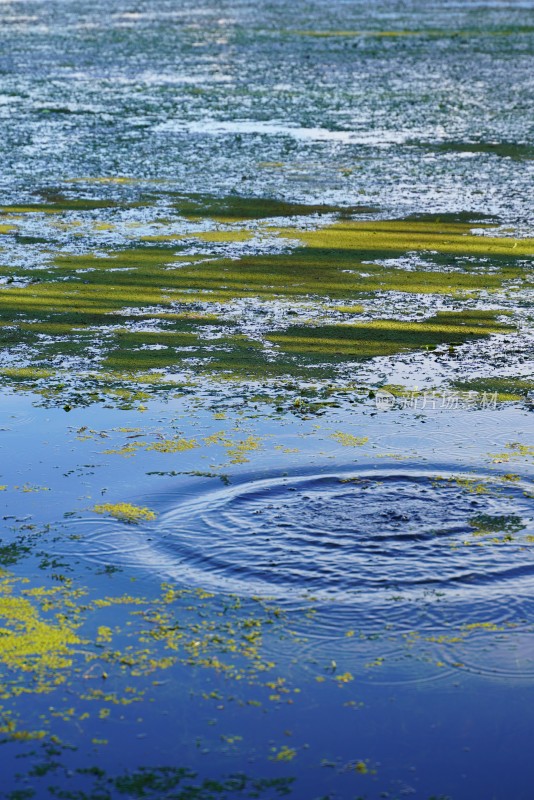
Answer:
0 391 533 798
1 641 533 799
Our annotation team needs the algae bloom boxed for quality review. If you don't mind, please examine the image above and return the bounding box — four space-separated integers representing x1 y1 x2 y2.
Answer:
93 503 157 523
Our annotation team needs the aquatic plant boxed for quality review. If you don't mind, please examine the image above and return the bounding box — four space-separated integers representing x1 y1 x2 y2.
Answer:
92 503 157 523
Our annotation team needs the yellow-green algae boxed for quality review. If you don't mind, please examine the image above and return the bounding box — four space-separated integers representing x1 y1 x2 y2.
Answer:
0 560 526 770
102 436 199 457
0 196 144 214
0 201 529 396
93 503 157 523
203 431 264 464
269 311 513 361
270 745 297 762
278 218 533 258
145 437 198 454
166 193 376 222
490 442 534 464
452 377 534 402
0 575 85 702
432 476 492 494
190 230 255 243
468 514 526 543
0 569 308 744
331 432 369 447
92 427 264 466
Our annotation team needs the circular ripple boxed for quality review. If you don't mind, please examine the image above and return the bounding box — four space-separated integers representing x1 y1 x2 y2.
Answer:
293 634 457 686
0 410 35 428
434 627 534 682
63 466 534 605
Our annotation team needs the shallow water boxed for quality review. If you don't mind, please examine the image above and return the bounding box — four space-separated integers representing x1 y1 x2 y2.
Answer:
0 1 533 798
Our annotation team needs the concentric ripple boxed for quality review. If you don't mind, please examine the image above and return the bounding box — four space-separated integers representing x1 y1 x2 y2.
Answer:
64 466 534 605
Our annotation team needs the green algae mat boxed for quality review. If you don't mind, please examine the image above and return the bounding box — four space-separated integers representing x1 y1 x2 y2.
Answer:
0 198 531 404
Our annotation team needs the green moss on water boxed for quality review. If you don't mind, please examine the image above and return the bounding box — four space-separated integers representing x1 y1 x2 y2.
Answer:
167 192 377 222
0 367 55 381
451 377 534 402
0 542 32 567
0 191 145 214
277 218 533 259
0 203 528 396
331 432 369 446
24 764 295 800
145 438 198 454
0 578 82 681
469 514 525 542
191 230 255 243
429 141 534 161
269 310 513 362
93 503 157 523
141 230 256 244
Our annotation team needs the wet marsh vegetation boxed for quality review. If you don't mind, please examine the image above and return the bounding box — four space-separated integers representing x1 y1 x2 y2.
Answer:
0 1 533 798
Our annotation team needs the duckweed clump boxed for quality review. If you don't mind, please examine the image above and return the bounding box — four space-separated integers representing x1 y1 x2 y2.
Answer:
331 432 369 447
92 503 157 523
0 582 82 679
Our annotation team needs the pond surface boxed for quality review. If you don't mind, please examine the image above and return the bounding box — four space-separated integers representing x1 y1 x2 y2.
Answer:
0 1 533 798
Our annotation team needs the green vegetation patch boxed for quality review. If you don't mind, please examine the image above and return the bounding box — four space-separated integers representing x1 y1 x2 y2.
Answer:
93 503 157 523
469 514 526 542
290 27 534 39
0 203 528 397
269 310 514 362
278 218 533 259
0 187 152 216
452 377 534 402
167 192 377 222
0 576 83 686
428 141 534 161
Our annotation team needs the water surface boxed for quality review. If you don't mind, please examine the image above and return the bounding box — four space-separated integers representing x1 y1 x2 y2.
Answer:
0 1 533 798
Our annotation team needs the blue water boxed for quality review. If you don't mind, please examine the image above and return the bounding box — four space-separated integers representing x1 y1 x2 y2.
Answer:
0 1 533 798
0 390 532 798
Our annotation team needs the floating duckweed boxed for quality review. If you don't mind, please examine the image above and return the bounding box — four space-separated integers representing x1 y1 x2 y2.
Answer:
202 432 263 463
0 581 82 679
225 435 263 464
335 672 354 683
331 432 369 447
490 442 534 463
271 745 297 762
280 218 534 258
93 503 157 523
0 724 47 741
190 229 255 243
433 476 491 494
452 377 534 402
97 626 113 643
0 201 527 402
145 438 198 454
103 443 143 457
469 514 525 541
